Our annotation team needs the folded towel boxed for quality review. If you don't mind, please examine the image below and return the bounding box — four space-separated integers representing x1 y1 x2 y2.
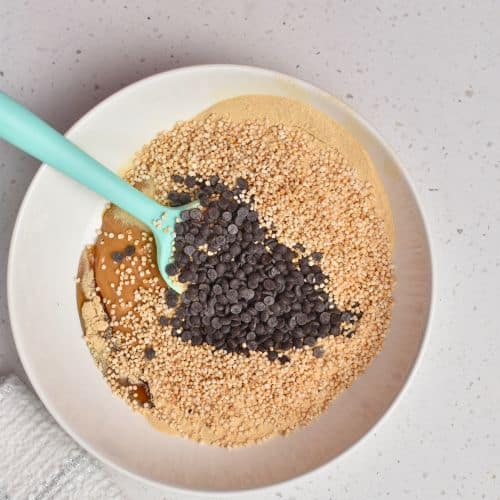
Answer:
0 375 123 500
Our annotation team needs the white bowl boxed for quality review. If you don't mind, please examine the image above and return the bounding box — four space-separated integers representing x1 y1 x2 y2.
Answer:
7 65 432 495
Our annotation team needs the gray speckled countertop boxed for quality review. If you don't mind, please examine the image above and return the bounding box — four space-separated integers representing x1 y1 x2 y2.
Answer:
1 1 499 499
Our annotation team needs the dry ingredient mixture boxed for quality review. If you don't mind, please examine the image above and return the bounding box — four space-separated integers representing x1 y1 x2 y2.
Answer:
78 95 394 447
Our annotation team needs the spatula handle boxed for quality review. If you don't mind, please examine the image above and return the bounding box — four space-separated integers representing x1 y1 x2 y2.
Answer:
0 91 163 227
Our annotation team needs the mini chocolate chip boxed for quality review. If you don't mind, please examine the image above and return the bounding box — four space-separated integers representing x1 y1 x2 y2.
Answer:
181 330 192 342
207 268 218 281
230 303 243 314
144 347 156 360
159 315 168 326
296 313 308 326
263 279 276 291
226 289 238 302
236 177 248 190
165 263 178 276
185 175 197 188
191 335 203 346
247 210 258 222
189 208 202 221
319 312 331 324
111 251 124 262
215 262 226 276
241 312 252 323
184 245 196 256
247 340 258 350
124 245 136 256
312 346 324 358
263 295 275 306
267 351 278 361
166 289 179 308
190 302 203 315
341 312 353 322
240 288 255 301
267 316 278 328
311 252 323 261
304 336 316 347
255 301 266 312
270 303 281 314
229 278 240 289
179 271 194 283
318 324 330 337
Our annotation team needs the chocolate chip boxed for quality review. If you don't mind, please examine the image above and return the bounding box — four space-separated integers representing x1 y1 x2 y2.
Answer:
296 313 308 326
181 330 192 342
263 279 276 291
311 252 323 261
144 347 156 360
318 324 330 337
207 268 218 281
247 340 258 350
226 289 238 303
166 289 179 308
304 336 316 347
267 351 278 361
190 302 203 315
191 335 203 346
189 208 202 221
230 304 243 314
236 177 248 191
185 175 197 188
159 315 168 326
312 346 324 358
263 295 275 306
229 278 240 289
255 301 265 312
111 251 124 263
241 312 252 323
239 288 255 301
165 263 178 276
124 245 136 256
319 312 331 324
184 245 196 256
267 316 278 328
179 270 194 283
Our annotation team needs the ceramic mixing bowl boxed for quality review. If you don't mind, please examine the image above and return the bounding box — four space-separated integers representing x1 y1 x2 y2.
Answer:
8 65 432 494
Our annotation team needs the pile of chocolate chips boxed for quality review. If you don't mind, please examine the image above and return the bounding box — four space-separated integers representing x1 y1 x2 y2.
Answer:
163 175 359 362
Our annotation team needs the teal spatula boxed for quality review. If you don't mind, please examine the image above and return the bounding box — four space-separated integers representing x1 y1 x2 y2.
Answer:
0 91 197 293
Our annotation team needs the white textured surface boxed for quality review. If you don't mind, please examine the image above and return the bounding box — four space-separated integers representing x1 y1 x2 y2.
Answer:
0 376 122 499
0 1 499 499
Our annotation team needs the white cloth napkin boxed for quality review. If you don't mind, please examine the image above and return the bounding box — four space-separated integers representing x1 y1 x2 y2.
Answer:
0 375 123 500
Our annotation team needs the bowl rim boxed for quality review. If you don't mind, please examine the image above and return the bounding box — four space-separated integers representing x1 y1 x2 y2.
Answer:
7 64 435 496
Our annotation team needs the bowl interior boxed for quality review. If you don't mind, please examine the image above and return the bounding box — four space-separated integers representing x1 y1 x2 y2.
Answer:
8 65 432 493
